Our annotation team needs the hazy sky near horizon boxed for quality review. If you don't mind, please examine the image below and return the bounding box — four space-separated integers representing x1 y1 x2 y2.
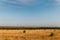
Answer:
0 0 60 26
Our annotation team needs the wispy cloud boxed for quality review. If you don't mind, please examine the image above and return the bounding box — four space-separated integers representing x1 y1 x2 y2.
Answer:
0 0 39 9
0 0 59 8
0 0 22 8
17 0 38 6
0 0 38 6
56 0 60 5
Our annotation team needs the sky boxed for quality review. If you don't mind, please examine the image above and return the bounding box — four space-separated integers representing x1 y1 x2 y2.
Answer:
0 0 60 26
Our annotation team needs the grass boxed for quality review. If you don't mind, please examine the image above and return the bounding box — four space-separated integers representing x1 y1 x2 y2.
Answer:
0 26 59 40
0 29 59 40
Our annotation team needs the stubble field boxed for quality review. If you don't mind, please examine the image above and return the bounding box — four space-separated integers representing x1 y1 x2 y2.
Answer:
0 29 60 40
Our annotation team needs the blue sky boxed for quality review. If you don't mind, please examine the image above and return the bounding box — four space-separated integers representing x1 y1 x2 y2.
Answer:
0 0 60 26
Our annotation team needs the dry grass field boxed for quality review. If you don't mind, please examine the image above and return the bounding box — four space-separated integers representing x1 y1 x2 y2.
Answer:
0 29 60 40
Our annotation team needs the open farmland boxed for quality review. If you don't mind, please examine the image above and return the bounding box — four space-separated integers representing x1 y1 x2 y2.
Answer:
0 28 60 40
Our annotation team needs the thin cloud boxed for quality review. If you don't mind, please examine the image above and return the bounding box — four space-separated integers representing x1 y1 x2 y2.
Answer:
0 0 58 8
1 0 39 6
17 0 38 5
56 0 60 5
0 0 22 8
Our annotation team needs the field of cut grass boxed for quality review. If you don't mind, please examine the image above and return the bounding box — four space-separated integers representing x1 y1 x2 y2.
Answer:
0 29 60 40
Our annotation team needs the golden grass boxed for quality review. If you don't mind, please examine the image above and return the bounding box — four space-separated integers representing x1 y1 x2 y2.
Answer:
0 29 60 40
